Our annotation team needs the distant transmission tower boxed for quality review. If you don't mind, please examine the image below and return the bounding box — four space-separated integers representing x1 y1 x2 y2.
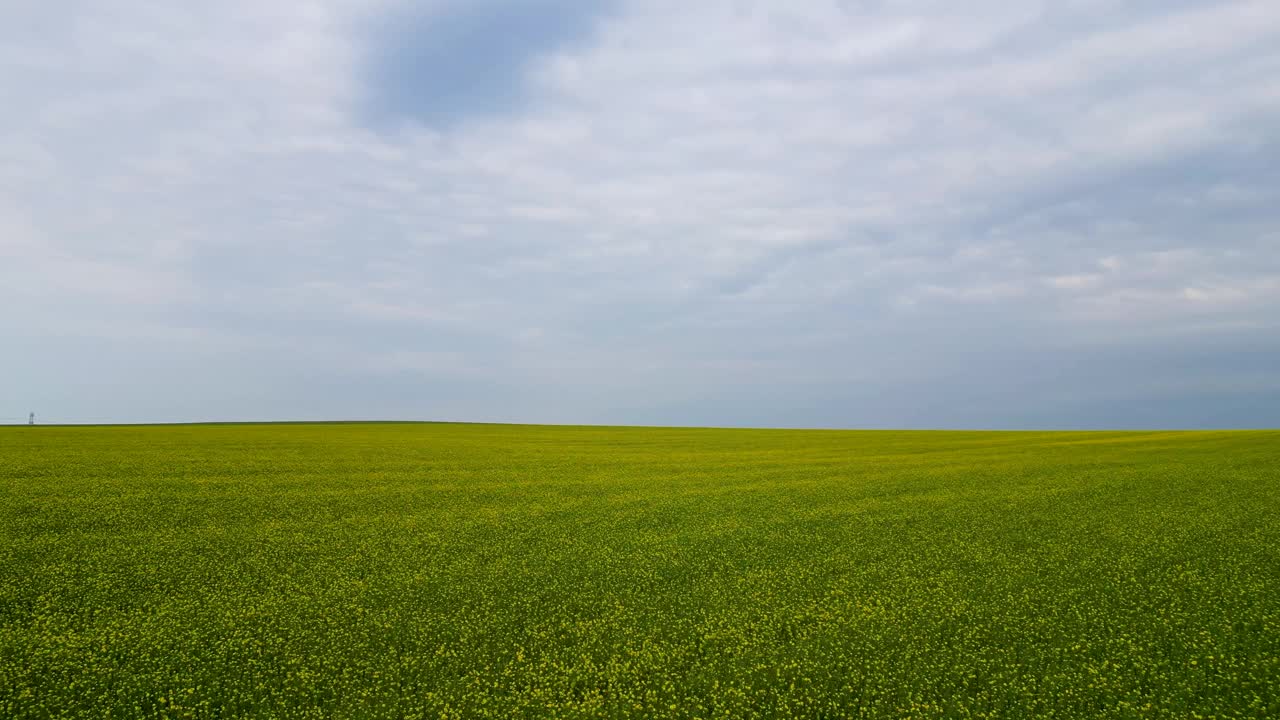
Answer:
29 412 34 426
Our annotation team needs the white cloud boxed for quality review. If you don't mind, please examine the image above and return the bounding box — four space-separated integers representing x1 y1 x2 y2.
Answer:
1046 274 1104 291
2 0 1279 425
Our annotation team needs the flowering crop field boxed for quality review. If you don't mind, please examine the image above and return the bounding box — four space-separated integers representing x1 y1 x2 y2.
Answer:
2 423 1278 719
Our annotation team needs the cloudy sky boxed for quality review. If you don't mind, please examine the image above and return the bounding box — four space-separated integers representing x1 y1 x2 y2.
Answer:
3 0 1279 428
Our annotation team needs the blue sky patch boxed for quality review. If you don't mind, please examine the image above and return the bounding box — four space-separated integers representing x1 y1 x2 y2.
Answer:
363 0 612 129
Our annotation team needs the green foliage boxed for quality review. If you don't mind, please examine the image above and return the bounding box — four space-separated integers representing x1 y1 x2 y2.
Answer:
2 424 1278 719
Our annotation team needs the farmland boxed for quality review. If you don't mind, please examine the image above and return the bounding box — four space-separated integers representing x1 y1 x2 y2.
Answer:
1 423 1278 719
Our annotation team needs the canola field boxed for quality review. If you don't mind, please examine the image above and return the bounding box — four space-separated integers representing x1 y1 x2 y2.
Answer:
2 423 1278 719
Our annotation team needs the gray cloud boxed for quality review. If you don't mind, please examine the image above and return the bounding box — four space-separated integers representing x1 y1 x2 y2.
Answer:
1 0 1278 427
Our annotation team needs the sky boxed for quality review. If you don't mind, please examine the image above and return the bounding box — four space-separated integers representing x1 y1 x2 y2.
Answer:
2 0 1279 428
